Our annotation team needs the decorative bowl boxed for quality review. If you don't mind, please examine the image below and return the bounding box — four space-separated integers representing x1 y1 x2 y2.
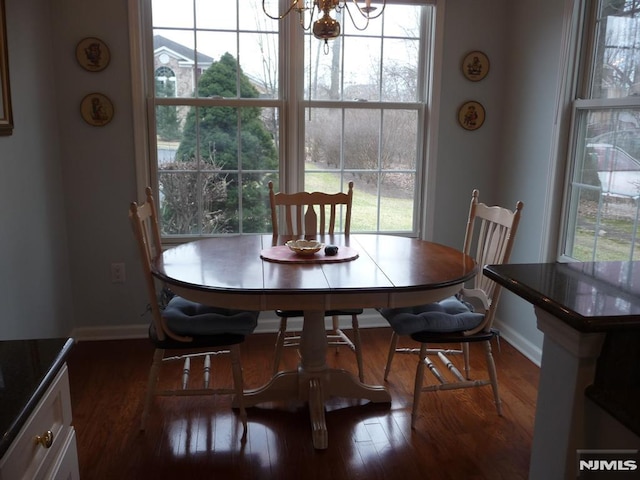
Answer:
285 239 324 255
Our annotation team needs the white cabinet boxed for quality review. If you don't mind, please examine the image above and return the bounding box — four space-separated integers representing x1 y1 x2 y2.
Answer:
0 364 79 480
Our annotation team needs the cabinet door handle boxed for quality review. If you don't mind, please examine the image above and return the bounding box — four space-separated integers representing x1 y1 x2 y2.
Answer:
35 430 54 449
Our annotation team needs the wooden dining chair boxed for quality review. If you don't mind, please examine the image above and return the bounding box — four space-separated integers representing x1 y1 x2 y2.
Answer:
129 187 259 441
379 189 523 428
268 181 364 381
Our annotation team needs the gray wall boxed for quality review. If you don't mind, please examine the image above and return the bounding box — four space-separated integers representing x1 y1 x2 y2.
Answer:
431 0 508 245
0 0 568 362
496 0 568 361
0 0 73 339
431 0 567 363
51 0 144 339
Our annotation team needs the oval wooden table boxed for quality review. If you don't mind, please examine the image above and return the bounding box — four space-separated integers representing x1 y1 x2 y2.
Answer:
152 233 477 449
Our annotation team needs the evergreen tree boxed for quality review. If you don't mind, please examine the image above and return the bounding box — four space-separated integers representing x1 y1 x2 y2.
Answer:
171 53 278 233
155 80 180 141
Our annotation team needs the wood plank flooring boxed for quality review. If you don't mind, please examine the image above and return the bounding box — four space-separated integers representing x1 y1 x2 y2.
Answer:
67 328 539 479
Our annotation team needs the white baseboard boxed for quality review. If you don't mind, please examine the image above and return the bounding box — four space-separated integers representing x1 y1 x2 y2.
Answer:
71 324 149 341
71 310 543 369
493 317 542 367
71 309 390 342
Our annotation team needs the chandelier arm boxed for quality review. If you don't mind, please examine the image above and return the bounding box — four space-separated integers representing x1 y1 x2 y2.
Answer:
343 3 370 32
301 2 317 31
351 0 386 20
262 0 300 20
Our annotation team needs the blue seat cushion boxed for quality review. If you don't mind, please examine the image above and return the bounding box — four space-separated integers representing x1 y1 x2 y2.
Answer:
378 296 484 335
162 296 259 336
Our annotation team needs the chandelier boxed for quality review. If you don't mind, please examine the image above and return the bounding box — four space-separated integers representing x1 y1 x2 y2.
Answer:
262 0 386 51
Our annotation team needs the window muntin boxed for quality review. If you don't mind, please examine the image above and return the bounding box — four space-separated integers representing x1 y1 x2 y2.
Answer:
147 0 431 237
563 0 640 262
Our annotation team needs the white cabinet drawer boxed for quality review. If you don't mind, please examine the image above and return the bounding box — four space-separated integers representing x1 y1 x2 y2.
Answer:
0 364 77 480
45 427 79 480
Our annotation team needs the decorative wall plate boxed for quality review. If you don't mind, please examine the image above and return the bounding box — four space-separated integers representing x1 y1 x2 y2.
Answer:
458 101 485 131
80 93 114 126
462 51 489 82
76 37 110 72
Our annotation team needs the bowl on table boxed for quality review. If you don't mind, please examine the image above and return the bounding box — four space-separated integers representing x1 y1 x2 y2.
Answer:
285 239 324 255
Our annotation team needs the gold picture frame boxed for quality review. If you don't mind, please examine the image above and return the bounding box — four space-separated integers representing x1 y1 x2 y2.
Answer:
462 51 490 82
76 37 111 72
458 101 485 131
80 93 114 126
0 0 13 136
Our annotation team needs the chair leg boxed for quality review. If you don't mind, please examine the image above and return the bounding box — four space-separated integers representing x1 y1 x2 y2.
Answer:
331 315 341 353
230 344 248 442
273 317 288 374
411 343 428 429
484 340 503 415
351 314 364 382
384 331 399 381
463 343 471 379
141 348 164 431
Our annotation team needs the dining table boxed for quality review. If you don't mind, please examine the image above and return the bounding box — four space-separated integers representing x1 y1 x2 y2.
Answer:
152 233 477 449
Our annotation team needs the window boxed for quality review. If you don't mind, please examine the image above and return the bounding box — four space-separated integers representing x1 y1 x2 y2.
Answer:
563 0 640 261
139 0 434 238
155 66 175 93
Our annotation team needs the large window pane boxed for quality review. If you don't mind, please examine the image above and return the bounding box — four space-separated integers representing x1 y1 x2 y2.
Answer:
564 108 640 261
304 107 417 232
147 0 431 238
304 7 421 103
155 103 278 235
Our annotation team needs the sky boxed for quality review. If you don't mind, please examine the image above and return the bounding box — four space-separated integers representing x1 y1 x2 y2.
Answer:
151 0 420 89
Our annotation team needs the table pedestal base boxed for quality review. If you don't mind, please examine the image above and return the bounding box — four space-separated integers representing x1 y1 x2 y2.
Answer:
240 310 391 449
242 367 391 449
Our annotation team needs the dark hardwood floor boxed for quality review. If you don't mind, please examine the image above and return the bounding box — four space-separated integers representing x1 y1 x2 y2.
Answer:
67 327 539 479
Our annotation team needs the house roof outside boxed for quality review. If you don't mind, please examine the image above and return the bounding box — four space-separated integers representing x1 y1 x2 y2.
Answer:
153 34 214 67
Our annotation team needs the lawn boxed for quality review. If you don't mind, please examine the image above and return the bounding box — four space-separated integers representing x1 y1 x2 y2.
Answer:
571 199 640 261
302 172 640 259
304 166 414 232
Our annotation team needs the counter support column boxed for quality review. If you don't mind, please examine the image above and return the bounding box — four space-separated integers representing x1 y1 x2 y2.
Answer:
530 306 605 480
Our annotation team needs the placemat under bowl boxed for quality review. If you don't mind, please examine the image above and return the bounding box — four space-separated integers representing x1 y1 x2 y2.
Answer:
260 245 359 264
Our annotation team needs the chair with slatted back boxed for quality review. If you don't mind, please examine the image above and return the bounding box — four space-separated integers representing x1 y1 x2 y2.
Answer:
268 181 364 381
129 187 259 441
379 189 523 428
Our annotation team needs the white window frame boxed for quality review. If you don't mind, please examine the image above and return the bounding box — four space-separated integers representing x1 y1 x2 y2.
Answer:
559 0 640 262
127 0 444 242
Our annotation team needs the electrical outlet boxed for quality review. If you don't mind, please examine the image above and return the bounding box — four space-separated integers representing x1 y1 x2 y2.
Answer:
111 262 126 283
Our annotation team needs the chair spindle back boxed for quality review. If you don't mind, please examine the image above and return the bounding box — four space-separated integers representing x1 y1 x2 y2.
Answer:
462 189 523 333
268 181 353 236
129 187 171 342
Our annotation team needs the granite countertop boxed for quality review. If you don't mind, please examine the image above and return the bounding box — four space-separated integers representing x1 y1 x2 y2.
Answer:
0 338 74 459
483 261 640 332
484 261 640 434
